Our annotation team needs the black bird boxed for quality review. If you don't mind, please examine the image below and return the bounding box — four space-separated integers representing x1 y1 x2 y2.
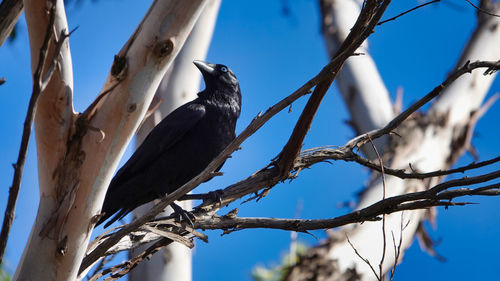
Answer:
97 61 241 228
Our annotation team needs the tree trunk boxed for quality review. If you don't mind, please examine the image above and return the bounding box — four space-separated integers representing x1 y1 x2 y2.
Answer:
13 1 208 280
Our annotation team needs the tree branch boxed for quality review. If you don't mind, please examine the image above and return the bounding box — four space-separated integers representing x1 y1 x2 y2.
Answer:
295 147 500 180
465 0 500 18
377 0 440 26
276 0 392 176
88 238 171 281
0 1 58 265
0 0 23 46
344 60 500 150
191 179 499 233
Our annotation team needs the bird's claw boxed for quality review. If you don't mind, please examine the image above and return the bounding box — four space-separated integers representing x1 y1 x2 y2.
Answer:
170 202 195 227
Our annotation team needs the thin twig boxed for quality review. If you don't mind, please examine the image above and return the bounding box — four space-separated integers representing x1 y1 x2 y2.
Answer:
0 0 59 265
346 235 380 280
389 212 406 281
465 0 500 18
378 0 441 25
40 27 78 92
86 253 116 281
368 136 386 281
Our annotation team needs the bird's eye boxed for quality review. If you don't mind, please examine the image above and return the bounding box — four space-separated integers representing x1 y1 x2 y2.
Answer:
220 66 228 73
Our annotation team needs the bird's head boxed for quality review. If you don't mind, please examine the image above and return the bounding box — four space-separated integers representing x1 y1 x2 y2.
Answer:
193 60 239 93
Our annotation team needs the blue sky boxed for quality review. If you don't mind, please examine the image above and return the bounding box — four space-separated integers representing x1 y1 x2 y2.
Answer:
1 0 499 280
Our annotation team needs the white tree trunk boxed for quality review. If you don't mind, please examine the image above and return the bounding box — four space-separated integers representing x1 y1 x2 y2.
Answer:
130 1 220 281
286 1 500 280
14 1 208 280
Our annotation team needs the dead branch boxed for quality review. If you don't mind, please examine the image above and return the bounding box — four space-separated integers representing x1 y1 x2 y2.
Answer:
367 136 387 281
346 235 380 280
389 213 406 281
0 0 60 265
344 60 500 150
465 0 500 18
0 0 23 46
295 147 500 180
88 238 170 281
84 172 499 265
190 179 499 233
377 0 441 26
275 0 392 176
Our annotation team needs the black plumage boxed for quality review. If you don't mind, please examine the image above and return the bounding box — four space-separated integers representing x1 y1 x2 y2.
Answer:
97 61 241 228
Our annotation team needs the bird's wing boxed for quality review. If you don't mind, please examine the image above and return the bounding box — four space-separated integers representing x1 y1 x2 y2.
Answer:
112 102 206 184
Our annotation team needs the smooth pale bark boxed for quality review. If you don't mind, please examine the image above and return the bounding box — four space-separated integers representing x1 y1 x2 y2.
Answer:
14 1 208 280
14 0 74 280
130 1 220 280
286 1 500 280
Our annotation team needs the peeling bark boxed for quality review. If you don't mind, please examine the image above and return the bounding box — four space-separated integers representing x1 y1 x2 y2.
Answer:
14 1 208 280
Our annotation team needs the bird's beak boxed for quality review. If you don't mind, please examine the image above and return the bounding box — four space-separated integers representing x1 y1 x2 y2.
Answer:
193 60 216 76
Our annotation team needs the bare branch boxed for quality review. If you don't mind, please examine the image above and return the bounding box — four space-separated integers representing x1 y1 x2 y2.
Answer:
40 27 77 92
344 60 500 150
346 236 380 280
191 187 498 234
389 213 406 281
378 0 440 26
88 239 170 281
367 136 387 281
0 0 23 46
465 0 500 18
94 181 498 263
276 0 392 176
296 147 500 180
0 1 59 265
81 167 500 274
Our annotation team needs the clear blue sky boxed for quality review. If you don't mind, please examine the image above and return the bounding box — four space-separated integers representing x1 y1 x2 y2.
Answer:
1 1 499 280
